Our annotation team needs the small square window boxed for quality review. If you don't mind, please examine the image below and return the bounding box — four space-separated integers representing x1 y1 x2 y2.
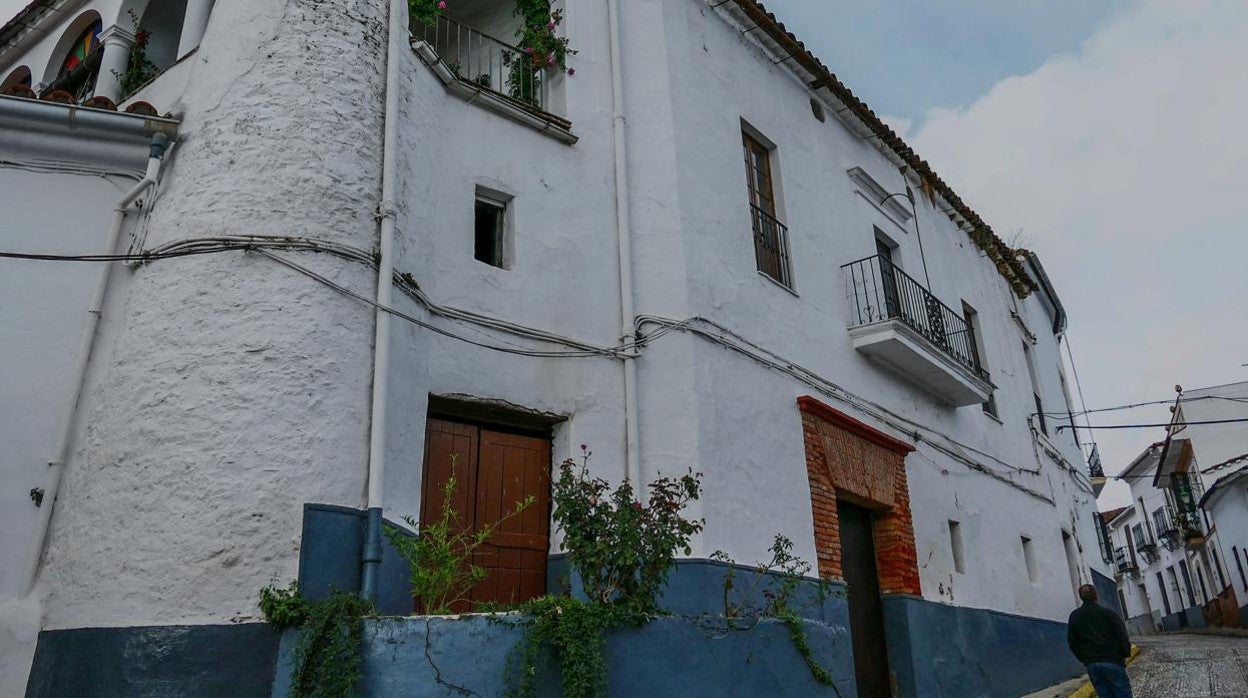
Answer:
474 196 506 268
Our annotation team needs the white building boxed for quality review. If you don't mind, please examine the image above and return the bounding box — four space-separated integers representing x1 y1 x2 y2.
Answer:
1103 382 1248 634
1 0 1109 695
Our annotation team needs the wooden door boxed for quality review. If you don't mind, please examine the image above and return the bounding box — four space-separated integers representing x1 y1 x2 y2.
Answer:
840 501 892 698
420 418 551 611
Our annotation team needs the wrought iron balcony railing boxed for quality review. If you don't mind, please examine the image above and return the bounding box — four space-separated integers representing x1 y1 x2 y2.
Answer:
842 254 988 380
413 14 548 113
1113 547 1137 575
1084 443 1105 479
750 204 792 288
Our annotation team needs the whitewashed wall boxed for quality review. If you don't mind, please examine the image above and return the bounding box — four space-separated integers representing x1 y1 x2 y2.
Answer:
0 0 1109 661
1207 480 1248 598
1183 381 1248 472
0 125 152 698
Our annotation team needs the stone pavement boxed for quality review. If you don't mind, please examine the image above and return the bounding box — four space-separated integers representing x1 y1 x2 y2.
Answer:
1024 633 1248 698
1129 633 1248 697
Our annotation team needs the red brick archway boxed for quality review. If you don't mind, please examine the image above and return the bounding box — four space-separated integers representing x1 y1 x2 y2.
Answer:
798 396 921 596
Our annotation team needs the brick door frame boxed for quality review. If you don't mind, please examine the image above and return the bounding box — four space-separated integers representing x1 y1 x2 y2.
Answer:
798 396 921 596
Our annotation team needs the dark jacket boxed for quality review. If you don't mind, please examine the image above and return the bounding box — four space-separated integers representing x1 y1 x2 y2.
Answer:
1067 600 1131 665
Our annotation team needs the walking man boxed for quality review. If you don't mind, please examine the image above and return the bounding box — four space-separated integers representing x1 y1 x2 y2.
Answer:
1067 584 1134 698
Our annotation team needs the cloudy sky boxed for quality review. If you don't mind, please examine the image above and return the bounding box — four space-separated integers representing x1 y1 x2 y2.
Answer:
4 0 1244 506
766 0 1248 508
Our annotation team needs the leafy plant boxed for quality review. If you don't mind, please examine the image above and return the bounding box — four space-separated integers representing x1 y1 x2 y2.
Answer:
506 595 637 698
385 453 534 615
710 534 842 688
258 583 374 698
408 0 448 29
504 448 703 697
507 1 577 105
553 446 703 613
259 580 309 631
111 10 157 97
290 592 374 698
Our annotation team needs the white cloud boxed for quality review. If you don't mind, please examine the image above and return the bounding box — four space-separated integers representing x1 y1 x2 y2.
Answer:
907 0 1248 508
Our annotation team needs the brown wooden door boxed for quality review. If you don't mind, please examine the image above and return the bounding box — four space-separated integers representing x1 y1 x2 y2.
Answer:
420 418 551 611
840 501 892 697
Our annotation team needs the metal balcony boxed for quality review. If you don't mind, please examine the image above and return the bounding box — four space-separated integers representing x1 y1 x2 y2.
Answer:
1085 443 1106 496
410 13 574 142
842 254 992 406
1113 548 1138 577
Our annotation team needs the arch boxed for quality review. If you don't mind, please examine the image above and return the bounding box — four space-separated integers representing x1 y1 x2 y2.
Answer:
41 10 104 87
136 0 189 74
1 66 32 90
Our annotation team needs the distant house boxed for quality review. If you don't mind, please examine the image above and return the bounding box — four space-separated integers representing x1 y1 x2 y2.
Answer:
1103 382 1248 634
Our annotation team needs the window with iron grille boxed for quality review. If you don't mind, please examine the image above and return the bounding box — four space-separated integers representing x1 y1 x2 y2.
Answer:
1022 342 1046 434
742 129 791 288
963 302 996 417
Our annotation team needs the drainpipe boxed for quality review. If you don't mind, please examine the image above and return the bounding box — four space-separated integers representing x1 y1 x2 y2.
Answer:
20 132 171 595
606 0 640 486
361 0 404 602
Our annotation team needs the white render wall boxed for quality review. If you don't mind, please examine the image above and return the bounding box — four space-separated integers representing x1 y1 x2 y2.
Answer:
1206 479 1248 599
0 128 153 698
1181 381 1248 471
33 0 387 633
0 0 1108 654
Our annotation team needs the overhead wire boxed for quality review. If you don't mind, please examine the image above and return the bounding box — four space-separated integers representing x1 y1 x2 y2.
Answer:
632 314 1087 503
7 234 1096 500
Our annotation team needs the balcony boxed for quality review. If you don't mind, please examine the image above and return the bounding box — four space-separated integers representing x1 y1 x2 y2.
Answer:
1154 507 1180 551
842 255 992 407
1085 443 1107 496
411 12 575 144
1113 548 1137 577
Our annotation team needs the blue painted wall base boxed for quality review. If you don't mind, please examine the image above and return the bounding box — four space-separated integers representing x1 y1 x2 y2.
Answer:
882 595 1085 698
271 615 855 697
25 623 280 698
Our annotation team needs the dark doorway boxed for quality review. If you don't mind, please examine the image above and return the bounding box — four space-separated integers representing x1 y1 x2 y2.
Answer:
421 418 551 611
840 501 892 697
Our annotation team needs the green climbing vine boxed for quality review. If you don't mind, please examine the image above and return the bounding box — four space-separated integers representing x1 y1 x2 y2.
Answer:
112 10 157 98
259 583 374 698
710 534 843 689
504 447 704 697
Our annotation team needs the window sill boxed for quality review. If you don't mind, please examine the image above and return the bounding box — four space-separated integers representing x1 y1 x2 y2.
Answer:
982 410 1004 425
412 39 577 146
757 270 798 297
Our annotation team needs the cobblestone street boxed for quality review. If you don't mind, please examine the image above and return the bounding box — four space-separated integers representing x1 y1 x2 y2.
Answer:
1127 634 1248 697
1027 633 1248 698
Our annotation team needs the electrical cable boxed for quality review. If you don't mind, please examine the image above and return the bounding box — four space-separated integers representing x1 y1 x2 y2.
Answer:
632 314 1090 502
1035 394 1248 418
256 249 631 359
1058 418 1248 431
6 235 1095 500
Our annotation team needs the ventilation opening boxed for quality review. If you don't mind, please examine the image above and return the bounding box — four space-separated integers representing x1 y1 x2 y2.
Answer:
1022 536 1038 583
810 97 826 122
949 520 965 574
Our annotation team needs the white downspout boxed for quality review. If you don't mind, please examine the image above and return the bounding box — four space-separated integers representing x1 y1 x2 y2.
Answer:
606 0 640 485
361 0 403 601
20 133 171 595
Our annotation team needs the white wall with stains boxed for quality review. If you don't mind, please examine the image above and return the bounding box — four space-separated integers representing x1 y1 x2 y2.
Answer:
0 4 1111 691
